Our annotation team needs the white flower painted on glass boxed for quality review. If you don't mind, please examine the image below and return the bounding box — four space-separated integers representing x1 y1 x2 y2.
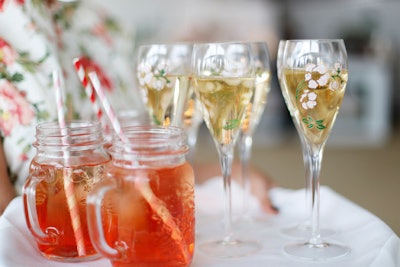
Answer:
139 85 148 103
330 79 340 90
137 63 153 87
299 89 317 110
304 63 330 89
296 62 344 131
329 62 343 91
333 62 342 73
137 62 171 91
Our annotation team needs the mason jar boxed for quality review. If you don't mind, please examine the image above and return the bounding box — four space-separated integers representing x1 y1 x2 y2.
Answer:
86 125 195 267
23 120 110 262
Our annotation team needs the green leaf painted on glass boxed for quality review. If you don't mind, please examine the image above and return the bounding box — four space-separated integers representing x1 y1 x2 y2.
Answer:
302 116 312 124
152 115 162 125
302 116 326 131
296 80 307 99
154 69 170 84
223 119 240 130
316 120 326 130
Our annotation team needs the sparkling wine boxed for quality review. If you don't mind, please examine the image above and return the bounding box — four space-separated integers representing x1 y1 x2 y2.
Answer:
241 70 271 134
193 77 254 145
281 67 348 145
141 75 191 126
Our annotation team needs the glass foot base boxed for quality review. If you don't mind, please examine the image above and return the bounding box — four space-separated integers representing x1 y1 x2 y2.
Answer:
284 241 350 261
199 238 261 258
281 224 335 239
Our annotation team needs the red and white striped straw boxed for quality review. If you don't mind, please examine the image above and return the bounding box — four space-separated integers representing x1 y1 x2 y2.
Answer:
52 69 86 256
87 71 127 143
73 58 103 120
53 70 66 129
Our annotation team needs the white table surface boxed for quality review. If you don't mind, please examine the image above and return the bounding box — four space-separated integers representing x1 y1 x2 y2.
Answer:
1 178 399 267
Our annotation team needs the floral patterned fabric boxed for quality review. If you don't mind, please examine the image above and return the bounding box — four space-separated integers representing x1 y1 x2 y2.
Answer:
0 0 143 194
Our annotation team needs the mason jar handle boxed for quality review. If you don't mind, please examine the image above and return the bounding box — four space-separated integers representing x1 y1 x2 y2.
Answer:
87 179 126 260
23 171 60 246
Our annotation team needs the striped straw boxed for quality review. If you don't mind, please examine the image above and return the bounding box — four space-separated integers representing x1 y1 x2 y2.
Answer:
87 72 126 142
87 71 190 264
73 58 103 120
52 69 86 256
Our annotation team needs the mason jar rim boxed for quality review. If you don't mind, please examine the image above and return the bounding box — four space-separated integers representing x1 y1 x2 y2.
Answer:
109 125 189 159
34 120 104 150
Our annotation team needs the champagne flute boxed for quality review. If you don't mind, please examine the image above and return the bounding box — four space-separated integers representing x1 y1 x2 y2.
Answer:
136 43 193 127
278 40 335 238
279 39 350 260
192 42 260 258
278 39 312 235
136 43 203 161
238 41 271 220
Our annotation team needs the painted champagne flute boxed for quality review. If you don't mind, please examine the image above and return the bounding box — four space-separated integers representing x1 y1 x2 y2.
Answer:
192 42 260 258
279 39 350 260
278 40 335 238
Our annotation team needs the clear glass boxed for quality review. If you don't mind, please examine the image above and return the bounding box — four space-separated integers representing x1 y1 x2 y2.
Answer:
22 121 110 262
86 126 195 267
136 43 194 127
136 43 203 162
278 40 334 238
278 39 350 260
192 42 260 258
237 42 271 220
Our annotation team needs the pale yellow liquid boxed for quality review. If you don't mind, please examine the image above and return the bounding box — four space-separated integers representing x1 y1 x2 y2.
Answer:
241 71 271 134
142 75 190 126
182 83 203 131
281 68 348 145
193 77 254 145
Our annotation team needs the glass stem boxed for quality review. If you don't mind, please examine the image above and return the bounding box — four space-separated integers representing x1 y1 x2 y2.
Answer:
186 125 200 165
300 138 312 227
296 122 312 228
239 133 252 216
308 144 324 246
218 144 234 243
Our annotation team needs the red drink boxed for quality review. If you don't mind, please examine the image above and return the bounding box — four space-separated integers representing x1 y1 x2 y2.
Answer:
87 126 195 267
24 160 109 259
23 121 110 262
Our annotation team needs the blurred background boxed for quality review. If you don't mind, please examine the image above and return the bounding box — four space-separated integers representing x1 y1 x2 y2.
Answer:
99 0 400 234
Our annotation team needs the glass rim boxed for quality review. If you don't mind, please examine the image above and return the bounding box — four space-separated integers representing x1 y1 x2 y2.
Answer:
193 41 253 46
109 125 189 159
283 39 345 43
137 42 194 49
34 120 104 150
36 120 101 131
111 125 187 147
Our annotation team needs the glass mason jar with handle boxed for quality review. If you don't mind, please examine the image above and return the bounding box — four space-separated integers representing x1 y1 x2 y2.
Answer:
23 120 110 262
86 125 195 267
